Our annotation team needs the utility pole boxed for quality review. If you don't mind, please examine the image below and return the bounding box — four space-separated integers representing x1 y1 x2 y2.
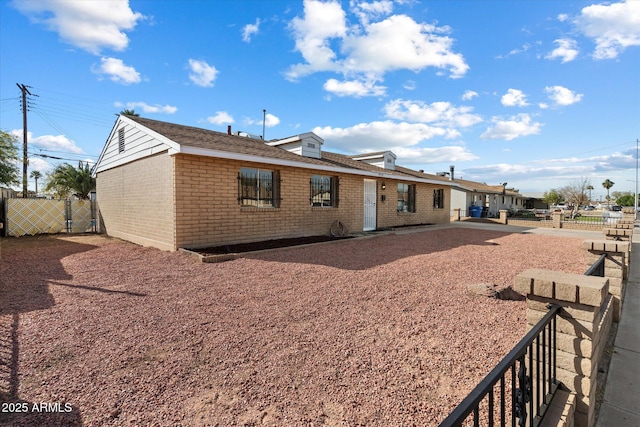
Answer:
636 138 639 220
16 83 34 198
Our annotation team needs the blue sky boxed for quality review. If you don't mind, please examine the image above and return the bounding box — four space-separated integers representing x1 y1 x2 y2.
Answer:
1 0 639 198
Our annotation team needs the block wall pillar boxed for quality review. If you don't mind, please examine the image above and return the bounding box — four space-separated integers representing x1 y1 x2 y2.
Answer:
552 211 563 228
514 269 613 427
582 240 629 322
499 209 508 224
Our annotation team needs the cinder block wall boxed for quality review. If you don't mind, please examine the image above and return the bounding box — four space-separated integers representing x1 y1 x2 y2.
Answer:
173 155 451 249
96 151 176 251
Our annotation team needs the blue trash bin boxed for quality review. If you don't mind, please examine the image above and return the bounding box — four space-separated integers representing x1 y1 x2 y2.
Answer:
470 205 482 218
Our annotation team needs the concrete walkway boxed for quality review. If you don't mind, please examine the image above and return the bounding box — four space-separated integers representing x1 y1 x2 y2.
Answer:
596 231 640 426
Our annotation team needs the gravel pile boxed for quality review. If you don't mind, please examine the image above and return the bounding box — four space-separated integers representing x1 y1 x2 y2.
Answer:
0 228 587 426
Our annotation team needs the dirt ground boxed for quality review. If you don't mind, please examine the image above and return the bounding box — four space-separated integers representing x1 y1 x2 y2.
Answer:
0 229 587 426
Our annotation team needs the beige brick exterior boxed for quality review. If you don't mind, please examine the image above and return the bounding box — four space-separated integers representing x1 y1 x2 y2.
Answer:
96 151 175 251
97 152 451 251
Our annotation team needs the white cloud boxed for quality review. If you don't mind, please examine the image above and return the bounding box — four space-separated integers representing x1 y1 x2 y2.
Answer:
501 89 529 107
480 114 542 141
341 14 469 78
350 0 394 25
116 101 177 114
286 0 468 91
403 80 416 91
495 43 531 59
27 156 54 173
574 0 640 59
287 0 347 79
93 57 141 84
384 99 482 128
11 129 84 154
188 59 218 87
462 90 478 101
242 18 260 42
392 145 479 164
546 38 579 63
207 111 235 125
557 14 569 22
13 0 144 54
323 77 386 97
313 120 457 153
544 85 583 106
245 113 281 128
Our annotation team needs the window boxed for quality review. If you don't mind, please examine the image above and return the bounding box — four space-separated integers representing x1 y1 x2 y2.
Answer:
397 183 416 212
118 128 125 153
433 189 444 209
238 167 280 207
310 175 339 207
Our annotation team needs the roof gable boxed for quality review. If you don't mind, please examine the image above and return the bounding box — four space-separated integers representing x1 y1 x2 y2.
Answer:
93 115 179 174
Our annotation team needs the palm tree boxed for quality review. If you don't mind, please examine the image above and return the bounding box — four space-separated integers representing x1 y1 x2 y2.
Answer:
44 161 95 199
586 185 594 204
29 170 42 195
602 179 615 207
120 109 139 116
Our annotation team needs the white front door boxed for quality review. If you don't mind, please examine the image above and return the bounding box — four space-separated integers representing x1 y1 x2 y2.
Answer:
363 179 377 231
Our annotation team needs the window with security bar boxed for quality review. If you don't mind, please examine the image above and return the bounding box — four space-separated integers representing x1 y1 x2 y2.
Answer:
238 168 280 208
397 183 416 212
310 175 338 207
433 188 445 209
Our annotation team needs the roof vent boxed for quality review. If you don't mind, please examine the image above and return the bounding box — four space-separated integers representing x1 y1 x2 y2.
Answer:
237 131 263 140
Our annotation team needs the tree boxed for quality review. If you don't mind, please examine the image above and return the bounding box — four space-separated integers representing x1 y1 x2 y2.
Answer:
44 161 95 199
559 178 591 218
542 189 564 207
120 109 139 116
30 170 42 195
586 185 594 204
0 130 20 187
602 179 615 206
615 193 635 207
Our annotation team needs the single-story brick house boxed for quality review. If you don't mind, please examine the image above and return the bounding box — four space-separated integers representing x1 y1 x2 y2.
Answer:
93 115 455 251
436 171 526 218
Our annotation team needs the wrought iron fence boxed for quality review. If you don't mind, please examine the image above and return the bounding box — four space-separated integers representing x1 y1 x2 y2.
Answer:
584 253 606 277
439 304 560 427
439 251 609 426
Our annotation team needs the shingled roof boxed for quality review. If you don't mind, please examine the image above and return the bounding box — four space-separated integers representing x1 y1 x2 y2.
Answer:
120 116 452 185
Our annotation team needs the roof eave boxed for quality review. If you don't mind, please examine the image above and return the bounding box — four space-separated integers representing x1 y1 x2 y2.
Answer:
173 145 456 186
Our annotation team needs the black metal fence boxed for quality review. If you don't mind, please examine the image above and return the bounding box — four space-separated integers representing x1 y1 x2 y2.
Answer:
439 251 609 426
439 304 560 427
584 253 606 277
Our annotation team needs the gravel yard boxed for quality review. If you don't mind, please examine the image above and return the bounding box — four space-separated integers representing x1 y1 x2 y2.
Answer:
0 227 587 426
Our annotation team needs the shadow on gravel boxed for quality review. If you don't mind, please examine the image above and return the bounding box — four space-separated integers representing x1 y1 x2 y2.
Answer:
244 228 515 270
0 235 96 426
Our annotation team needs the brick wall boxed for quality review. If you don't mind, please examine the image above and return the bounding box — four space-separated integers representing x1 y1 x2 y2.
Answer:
376 181 450 229
174 155 451 249
96 151 175 251
97 152 452 251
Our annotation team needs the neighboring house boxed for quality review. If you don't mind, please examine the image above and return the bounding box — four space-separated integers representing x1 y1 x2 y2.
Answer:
93 115 455 251
427 168 526 218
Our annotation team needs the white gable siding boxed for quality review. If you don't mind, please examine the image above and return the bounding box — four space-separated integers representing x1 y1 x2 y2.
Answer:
94 117 175 174
266 132 323 159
